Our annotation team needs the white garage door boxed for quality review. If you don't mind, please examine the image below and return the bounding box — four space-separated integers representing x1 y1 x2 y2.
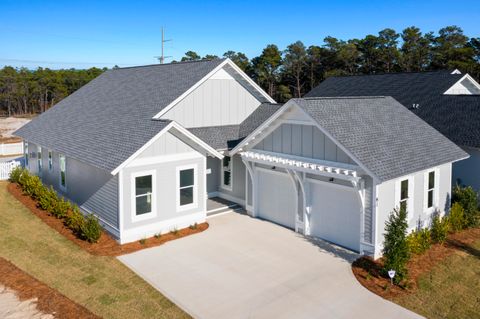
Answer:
257 169 296 229
309 180 361 252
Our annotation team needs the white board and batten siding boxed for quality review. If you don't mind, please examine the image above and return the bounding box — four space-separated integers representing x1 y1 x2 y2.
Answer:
253 123 356 165
159 68 262 128
0 161 20 180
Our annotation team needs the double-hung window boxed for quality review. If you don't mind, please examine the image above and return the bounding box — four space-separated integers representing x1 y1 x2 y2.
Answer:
37 146 42 174
177 165 197 211
24 142 29 167
221 156 232 190
59 154 67 190
48 150 53 171
425 170 436 210
131 170 156 221
399 179 409 212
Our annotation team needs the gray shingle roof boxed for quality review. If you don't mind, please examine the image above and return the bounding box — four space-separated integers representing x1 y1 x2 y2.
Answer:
306 71 480 148
294 96 468 182
15 59 225 172
187 103 284 150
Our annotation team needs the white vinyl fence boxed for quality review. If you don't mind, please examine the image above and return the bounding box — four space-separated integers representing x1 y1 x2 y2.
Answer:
0 142 23 156
0 161 21 180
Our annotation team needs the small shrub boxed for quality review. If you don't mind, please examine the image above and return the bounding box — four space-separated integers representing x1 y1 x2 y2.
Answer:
51 197 71 219
430 212 449 244
447 202 465 232
452 185 480 228
154 233 161 239
189 223 198 230
9 166 24 183
80 214 102 243
139 238 146 245
65 205 85 233
20 173 43 199
406 228 431 255
382 207 410 284
170 227 179 236
37 186 59 213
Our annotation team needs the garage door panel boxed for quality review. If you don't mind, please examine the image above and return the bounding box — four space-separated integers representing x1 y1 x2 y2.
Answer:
309 181 360 251
257 169 296 229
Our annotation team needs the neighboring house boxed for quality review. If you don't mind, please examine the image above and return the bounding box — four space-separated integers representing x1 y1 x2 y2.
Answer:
15 59 467 259
306 70 480 191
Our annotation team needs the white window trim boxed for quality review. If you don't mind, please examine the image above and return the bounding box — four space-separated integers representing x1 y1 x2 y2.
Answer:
130 169 157 222
221 156 233 191
423 169 439 214
395 176 414 221
59 154 67 192
37 146 42 174
176 163 198 212
48 150 53 171
24 141 29 167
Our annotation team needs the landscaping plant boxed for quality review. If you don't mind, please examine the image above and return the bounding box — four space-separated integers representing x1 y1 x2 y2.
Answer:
452 185 480 227
447 202 466 232
9 167 102 244
430 211 449 244
80 214 102 243
382 207 410 284
65 205 85 234
8 166 23 184
406 228 431 255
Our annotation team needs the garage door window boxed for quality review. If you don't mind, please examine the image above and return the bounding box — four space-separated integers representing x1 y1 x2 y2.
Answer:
177 164 197 211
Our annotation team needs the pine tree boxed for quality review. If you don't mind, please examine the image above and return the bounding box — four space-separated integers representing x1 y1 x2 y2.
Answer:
382 207 410 284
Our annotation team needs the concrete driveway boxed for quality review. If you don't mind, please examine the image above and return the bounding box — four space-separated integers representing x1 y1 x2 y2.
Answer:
119 213 422 319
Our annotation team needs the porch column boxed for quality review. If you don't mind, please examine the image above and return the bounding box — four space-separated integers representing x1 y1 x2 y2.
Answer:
242 159 256 217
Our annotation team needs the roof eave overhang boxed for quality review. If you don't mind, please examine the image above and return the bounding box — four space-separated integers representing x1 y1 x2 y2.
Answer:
151 59 275 120
110 121 223 175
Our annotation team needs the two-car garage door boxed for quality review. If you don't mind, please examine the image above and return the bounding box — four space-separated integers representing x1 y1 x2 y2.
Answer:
256 168 361 252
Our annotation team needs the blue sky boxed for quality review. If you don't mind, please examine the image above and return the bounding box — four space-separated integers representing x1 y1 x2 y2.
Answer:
1 0 479 69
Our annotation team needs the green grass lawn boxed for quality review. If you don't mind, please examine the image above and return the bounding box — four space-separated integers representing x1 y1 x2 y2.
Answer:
395 239 480 319
0 181 189 319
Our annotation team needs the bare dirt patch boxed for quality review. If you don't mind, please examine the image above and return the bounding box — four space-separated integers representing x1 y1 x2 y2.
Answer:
0 117 31 143
352 227 480 301
0 257 98 319
8 182 208 256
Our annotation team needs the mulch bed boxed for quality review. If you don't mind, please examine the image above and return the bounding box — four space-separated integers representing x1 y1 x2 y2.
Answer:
7 182 209 257
0 257 99 319
352 227 480 300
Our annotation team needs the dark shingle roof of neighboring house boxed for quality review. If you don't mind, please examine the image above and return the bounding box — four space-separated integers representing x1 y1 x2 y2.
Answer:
305 70 480 148
294 97 468 182
15 59 226 172
188 103 284 150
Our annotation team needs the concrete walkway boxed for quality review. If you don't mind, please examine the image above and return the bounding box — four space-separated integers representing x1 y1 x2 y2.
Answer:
119 213 423 319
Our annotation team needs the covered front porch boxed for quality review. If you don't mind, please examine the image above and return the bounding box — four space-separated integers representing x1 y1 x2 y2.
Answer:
206 196 241 216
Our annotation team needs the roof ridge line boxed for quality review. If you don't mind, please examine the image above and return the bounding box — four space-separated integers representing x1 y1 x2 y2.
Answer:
301 96 387 100
113 58 226 70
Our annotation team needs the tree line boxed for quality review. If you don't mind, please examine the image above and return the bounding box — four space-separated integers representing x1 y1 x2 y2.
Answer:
1 25 479 116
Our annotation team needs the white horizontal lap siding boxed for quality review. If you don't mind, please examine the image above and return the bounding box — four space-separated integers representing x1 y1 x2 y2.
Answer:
375 163 453 249
119 127 207 242
160 73 261 127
